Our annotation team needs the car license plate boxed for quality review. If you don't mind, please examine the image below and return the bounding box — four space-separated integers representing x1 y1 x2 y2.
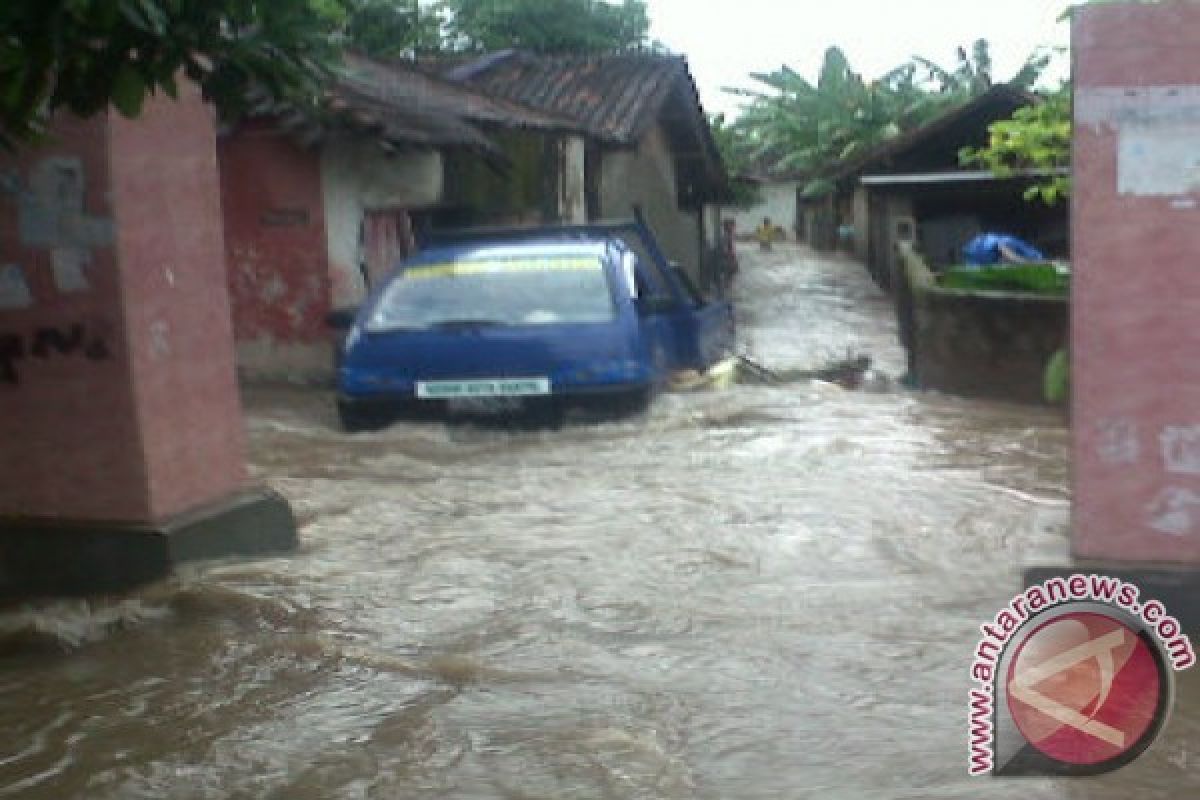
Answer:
416 378 551 400
446 396 525 414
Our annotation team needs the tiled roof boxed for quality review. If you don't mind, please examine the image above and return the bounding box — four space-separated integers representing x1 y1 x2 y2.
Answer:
446 51 691 145
247 54 578 155
444 50 732 201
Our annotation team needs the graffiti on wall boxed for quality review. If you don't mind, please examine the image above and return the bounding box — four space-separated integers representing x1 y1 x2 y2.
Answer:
0 322 112 385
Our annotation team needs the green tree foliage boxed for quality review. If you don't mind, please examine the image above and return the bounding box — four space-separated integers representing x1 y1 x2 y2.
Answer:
341 0 443 59
953 1 1163 206
727 46 969 196
0 0 345 147
708 112 760 208
959 89 1071 205
1044 347 1069 404
913 38 994 96
723 40 1053 197
442 0 650 53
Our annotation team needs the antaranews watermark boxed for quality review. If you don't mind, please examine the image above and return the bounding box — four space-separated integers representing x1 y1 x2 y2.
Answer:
968 574 1195 777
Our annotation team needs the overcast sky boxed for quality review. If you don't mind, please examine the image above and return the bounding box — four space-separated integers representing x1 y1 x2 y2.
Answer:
645 0 1075 118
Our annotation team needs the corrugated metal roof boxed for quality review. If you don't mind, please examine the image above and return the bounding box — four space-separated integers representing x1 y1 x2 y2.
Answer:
860 167 1069 186
828 84 1040 184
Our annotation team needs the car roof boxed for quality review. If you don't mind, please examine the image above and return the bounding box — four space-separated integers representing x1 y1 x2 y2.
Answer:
410 236 613 266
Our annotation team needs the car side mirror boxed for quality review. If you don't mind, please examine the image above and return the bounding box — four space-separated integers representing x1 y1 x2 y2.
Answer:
325 308 359 330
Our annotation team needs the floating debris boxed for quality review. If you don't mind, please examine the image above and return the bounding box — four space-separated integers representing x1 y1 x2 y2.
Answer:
736 354 873 389
668 354 875 393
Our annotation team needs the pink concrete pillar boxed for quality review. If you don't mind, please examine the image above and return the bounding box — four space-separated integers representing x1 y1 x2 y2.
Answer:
1072 4 1200 563
0 87 295 595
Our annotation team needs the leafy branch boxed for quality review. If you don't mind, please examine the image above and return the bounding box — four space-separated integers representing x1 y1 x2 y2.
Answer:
959 89 1071 206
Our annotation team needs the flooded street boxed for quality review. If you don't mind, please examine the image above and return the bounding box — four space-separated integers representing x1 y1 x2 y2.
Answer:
1 244 1196 798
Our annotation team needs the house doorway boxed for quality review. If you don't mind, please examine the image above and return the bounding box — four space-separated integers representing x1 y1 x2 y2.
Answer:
361 209 416 289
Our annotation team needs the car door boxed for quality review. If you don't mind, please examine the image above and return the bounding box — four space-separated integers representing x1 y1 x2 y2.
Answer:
646 260 734 372
621 248 683 376
671 268 735 369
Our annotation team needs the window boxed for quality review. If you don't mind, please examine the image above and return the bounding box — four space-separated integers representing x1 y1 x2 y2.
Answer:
367 254 617 330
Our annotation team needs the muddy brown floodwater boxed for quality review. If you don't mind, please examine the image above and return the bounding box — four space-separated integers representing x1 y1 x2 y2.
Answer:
2 244 1197 799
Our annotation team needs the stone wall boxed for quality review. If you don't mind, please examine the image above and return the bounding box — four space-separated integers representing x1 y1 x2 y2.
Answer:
897 244 1067 405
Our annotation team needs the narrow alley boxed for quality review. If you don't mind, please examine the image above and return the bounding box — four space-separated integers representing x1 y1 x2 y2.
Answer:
1 244 1192 799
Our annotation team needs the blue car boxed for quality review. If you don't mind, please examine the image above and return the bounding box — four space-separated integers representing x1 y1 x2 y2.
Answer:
332 220 735 430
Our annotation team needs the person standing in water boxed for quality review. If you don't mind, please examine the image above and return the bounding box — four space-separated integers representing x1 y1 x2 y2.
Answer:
755 217 775 251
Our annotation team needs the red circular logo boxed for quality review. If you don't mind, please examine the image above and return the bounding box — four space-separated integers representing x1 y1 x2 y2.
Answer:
1006 612 1163 766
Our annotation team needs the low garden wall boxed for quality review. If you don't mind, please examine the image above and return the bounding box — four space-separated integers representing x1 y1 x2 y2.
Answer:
896 243 1068 405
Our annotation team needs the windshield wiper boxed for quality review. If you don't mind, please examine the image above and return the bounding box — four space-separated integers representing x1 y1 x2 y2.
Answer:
429 318 511 331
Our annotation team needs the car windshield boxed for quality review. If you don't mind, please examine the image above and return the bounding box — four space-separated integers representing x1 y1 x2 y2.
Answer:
366 253 616 331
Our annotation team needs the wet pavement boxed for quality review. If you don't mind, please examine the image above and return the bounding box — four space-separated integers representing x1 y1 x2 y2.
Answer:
1 244 1196 798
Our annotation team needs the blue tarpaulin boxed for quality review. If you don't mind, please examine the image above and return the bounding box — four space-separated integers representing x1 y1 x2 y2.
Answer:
962 233 1045 267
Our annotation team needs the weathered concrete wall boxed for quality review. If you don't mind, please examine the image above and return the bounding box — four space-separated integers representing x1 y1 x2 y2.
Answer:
799 195 837 251
861 192 916 291
218 124 332 379
219 130 441 380
897 245 1067 405
882 195 916 291
600 125 703 282
1071 4 1200 561
0 90 248 522
321 137 442 309
726 182 799 239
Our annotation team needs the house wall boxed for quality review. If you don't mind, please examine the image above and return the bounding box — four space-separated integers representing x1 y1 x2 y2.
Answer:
218 125 332 379
851 186 870 262
599 125 701 283
800 195 837 251
321 137 442 309
882 195 916 291
726 182 799 239
860 191 915 291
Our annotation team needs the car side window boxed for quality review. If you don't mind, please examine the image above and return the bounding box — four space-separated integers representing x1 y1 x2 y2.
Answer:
620 250 639 299
618 247 669 304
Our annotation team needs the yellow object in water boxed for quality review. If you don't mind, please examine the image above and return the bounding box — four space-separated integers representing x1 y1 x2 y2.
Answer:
705 357 739 389
668 356 740 392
